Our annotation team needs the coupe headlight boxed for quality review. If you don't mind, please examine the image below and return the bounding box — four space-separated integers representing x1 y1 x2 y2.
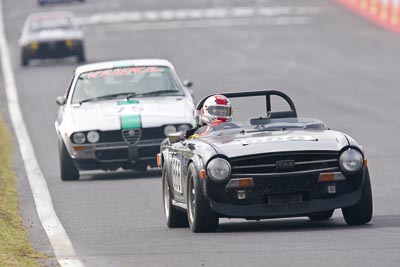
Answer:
65 39 74 47
72 132 86 144
164 125 177 136
339 149 363 173
178 124 191 132
87 131 100 143
207 158 231 182
30 42 39 50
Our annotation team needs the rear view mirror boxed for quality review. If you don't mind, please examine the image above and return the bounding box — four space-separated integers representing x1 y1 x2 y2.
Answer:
56 96 66 105
183 80 193 88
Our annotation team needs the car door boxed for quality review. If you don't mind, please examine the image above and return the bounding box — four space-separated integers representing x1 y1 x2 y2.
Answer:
169 141 191 204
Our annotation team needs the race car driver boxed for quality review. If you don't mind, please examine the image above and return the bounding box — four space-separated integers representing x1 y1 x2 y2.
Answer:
185 94 233 139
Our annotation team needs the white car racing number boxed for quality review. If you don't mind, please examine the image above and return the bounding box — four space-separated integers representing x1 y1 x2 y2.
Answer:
172 157 182 193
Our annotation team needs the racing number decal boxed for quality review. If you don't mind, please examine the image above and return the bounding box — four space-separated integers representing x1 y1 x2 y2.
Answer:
172 157 182 193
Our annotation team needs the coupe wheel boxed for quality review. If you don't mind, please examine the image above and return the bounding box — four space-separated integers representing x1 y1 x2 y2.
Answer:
308 210 334 221
59 140 80 181
162 164 188 228
76 48 85 63
21 50 29 66
342 168 373 225
187 163 218 233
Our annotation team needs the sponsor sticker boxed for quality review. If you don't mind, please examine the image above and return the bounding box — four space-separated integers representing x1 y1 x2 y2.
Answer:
118 99 139 105
172 157 182 193
83 67 165 79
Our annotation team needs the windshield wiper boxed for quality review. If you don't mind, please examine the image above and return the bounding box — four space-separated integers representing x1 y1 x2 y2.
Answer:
79 92 136 104
137 89 180 97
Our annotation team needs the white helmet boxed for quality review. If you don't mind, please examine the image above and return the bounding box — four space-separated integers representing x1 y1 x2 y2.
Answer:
201 95 232 125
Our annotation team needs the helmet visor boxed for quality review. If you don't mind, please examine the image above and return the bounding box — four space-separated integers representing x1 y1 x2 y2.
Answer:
207 106 231 116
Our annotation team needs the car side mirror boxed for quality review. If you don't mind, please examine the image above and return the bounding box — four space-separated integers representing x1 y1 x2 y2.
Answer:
56 96 66 105
168 131 185 143
183 80 193 88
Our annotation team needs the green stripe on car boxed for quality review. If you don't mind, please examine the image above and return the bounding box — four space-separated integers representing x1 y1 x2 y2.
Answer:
120 114 141 129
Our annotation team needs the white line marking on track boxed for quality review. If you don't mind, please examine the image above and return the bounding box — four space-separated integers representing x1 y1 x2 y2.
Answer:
87 16 310 33
76 5 321 26
0 1 84 267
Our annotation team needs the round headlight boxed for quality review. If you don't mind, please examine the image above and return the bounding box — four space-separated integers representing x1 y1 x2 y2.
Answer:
72 132 86 144
178 124 191 132
207 158 231 182
339 149 363 173
164 125 177 136
87 131 100 143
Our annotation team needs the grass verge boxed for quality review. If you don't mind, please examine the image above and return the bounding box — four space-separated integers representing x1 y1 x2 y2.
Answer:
0 115 46 266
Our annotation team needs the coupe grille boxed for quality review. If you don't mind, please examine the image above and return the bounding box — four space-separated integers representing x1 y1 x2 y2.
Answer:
230 152 339 175
99 127 165 144
122 129 141 144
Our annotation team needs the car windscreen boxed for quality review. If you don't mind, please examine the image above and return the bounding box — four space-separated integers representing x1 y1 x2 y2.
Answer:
71 66 184 104
195 118 328 136
28 16 74 32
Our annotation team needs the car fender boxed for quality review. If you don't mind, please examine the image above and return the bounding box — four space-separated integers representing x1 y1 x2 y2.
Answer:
186 154 208 199
343 133 364 153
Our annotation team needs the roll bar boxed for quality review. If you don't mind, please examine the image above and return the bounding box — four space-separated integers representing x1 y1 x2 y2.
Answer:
195 90 297 124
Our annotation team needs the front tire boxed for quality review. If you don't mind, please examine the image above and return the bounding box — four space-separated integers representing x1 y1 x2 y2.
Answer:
187 163 219 233
76 48 85 63
21 49 29 66
342 169 373 225
59 140 80 181
162 164 188 228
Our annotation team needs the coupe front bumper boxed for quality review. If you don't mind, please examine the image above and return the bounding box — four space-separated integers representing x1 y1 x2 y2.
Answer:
23 40 83 59
68 139 163 170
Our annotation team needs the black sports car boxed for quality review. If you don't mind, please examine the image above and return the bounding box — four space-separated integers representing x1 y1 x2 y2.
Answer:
18 11 85 66
159 90 373 232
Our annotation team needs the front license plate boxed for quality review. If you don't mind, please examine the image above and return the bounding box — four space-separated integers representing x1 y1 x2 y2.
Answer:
265 194 303 205
48 42 57 49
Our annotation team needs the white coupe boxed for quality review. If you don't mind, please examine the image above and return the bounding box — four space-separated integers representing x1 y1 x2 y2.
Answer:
55 59 195 180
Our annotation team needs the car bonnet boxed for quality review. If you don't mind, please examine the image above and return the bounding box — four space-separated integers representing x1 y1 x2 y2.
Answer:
66 97 192 132
201 130 349 158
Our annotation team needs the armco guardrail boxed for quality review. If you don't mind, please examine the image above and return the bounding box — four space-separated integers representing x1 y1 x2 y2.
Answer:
337 0 400 32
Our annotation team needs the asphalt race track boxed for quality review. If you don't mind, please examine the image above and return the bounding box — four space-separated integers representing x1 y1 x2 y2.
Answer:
2 0 400 266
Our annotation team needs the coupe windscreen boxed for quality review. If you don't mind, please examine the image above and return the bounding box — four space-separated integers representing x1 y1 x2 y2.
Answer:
72 66 183 103
29 17 74 32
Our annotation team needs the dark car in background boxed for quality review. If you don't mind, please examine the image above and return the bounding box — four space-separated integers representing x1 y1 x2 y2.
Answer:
39 0 84 6
159 90 373 232
18 11 85 66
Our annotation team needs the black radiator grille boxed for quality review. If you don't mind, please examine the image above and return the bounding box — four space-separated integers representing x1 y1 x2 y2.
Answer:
230 152 339 174
99 127 165 143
